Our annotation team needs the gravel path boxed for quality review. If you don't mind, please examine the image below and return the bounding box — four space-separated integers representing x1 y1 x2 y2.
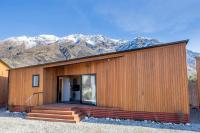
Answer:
0 108 199 133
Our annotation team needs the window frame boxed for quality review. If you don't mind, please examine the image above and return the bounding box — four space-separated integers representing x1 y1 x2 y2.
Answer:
32 74 40 87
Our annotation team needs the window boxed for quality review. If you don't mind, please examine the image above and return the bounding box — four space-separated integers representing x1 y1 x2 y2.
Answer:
81 74 96 105
32 74 40 87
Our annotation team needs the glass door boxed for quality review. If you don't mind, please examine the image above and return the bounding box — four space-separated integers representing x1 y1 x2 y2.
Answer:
81 75 96 105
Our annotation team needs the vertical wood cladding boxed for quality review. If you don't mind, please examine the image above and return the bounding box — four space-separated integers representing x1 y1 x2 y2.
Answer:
8 66 44 106
43 67 63 104
0 62 9 106
93 44 188 114
8 43 189 115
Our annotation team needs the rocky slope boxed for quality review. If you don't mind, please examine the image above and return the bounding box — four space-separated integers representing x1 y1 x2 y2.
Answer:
0 34 198 77
187 50 200 77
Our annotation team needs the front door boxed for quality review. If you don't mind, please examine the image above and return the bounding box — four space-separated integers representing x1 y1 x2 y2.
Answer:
81 75 96 105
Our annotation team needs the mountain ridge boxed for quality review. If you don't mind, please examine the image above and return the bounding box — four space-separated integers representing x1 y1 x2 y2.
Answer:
0 34 198 77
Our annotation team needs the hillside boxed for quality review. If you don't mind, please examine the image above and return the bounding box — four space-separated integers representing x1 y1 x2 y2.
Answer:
0 34 198 77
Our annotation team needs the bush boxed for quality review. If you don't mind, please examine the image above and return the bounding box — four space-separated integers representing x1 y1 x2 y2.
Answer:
189 73 197 82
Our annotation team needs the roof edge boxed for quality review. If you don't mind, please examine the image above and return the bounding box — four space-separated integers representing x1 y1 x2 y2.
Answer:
156 39 189 45
0 59 11 69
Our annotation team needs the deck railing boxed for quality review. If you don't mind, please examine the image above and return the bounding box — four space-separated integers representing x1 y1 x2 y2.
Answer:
25 92 44 112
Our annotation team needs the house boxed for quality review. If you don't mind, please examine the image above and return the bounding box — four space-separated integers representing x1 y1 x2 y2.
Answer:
8 40 189 123
0 60 9 107
196 57 200 108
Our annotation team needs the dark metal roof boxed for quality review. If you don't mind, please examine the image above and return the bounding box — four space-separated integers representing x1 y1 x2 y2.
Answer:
10 39 189 70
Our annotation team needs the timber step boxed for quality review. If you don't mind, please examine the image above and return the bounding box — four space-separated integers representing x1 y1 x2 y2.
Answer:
27 117 77 123
33 106 77 111
26 106 85 123
31 109 81 115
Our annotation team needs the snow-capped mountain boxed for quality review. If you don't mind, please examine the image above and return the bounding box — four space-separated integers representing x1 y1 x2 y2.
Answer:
4 35 60 48
0 34 125 67
0 34 198 77
187 49 200 76
116 37 160 51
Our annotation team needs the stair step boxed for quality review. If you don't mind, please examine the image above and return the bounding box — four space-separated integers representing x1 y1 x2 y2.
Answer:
27 116 77 123
31 109 76 115
31 109 82 116
27 105 85 123
33 106 76 111
28 113 79 119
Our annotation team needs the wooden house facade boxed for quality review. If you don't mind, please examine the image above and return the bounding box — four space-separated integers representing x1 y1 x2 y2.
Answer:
8 40 189 123
0 60 9 107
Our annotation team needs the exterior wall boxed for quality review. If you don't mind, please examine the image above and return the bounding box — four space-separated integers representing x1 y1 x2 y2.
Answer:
0 62 9 106
44 44 189 115
189 80 199 107
116 44 188 114
196 58 200 107
43 67 63 104
8 66 44 110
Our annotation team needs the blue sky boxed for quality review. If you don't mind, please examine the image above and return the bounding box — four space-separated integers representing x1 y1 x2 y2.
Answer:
0 0 200 52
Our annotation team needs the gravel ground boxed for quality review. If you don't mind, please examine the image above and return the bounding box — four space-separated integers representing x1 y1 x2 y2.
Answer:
190 108 200 124
0 108 200 133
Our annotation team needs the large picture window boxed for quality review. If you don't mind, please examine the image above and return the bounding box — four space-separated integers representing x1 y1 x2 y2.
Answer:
32 74 40 87
81 74 96 105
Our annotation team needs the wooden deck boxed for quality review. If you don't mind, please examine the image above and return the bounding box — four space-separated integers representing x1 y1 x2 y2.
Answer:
34 103 119 110
26 103 189 123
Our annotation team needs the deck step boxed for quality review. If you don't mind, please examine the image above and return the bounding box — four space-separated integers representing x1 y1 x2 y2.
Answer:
26 116 77 123
31 109 79 115
28 113 73 119
26 105 85 123
33 106 77 111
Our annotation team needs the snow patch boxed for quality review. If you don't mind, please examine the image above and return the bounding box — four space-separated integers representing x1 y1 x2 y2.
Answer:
38 35 59 41
110 38 120 43
86 40 96 46
60 34 83 44
3 35 60 49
